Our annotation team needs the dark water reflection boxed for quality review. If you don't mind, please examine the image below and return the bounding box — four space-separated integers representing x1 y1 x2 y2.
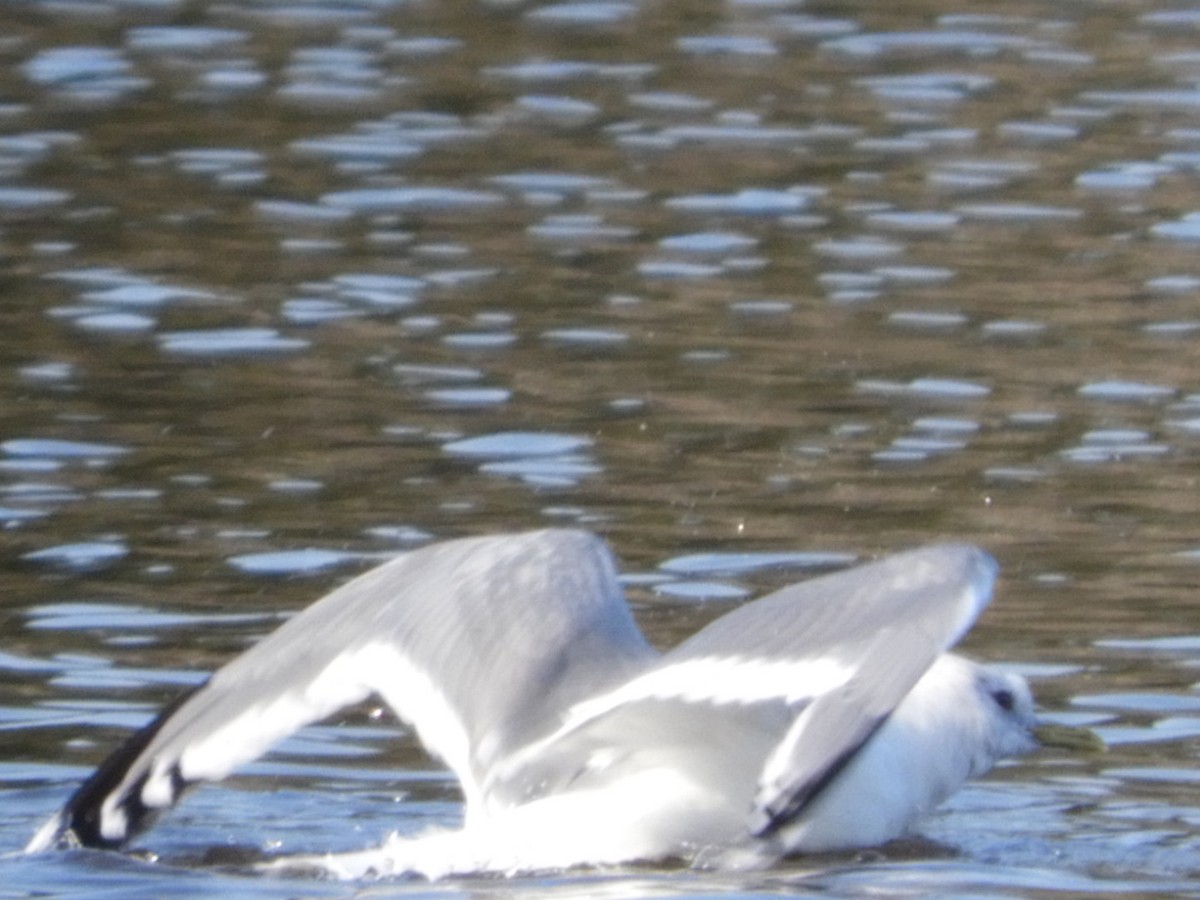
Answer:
3 0 1200 895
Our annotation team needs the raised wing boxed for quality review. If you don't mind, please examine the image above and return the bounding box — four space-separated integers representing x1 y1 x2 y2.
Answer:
27 529 656 852
702 543 999 835
490 543 996 844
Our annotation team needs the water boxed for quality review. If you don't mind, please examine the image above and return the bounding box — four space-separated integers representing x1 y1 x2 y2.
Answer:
2 0 1200 895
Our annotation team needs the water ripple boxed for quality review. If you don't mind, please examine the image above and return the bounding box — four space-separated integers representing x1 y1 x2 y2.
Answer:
321 187 507 213
22 541 129 572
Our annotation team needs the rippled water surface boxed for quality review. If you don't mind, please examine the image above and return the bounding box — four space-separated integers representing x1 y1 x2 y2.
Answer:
4 0 1200 896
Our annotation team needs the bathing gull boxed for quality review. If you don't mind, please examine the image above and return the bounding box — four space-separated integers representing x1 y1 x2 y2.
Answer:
28 528 1056 878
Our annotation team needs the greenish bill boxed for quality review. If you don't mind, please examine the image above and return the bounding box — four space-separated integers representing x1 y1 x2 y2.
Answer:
1034 722 1106 754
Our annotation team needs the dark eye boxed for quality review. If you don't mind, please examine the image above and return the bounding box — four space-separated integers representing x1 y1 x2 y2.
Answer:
992 688 1015 712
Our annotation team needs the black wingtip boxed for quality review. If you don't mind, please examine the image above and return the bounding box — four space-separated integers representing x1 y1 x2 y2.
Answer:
751 713 888 840
29 687 201 852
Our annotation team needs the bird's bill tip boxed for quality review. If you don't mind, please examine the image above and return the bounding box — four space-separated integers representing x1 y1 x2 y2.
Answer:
1032 721 1106 754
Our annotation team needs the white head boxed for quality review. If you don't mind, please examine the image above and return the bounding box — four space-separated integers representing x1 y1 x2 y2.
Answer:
969 663 1041 761
887 654 1041 787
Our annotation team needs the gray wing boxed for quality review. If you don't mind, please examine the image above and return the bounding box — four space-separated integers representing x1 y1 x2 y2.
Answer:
531 543 997 836
27 528 656 851
708 543 998 835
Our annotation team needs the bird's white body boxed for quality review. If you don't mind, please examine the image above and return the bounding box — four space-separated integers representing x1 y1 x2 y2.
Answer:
273 654 1036 880
773 654 1035 855
28 529 1041 879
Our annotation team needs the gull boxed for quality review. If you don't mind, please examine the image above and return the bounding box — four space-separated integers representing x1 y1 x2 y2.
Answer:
26 529 1070 879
